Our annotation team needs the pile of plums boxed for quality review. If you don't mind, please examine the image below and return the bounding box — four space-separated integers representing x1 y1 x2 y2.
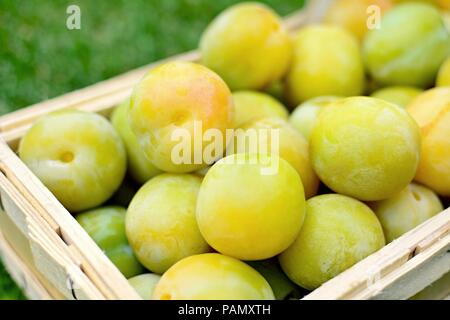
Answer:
19 1 450 299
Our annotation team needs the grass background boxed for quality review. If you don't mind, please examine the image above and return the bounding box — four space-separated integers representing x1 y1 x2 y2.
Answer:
0 0 305 300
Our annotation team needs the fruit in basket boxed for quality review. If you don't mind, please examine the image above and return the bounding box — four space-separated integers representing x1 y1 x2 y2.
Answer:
285 25 365 106
234 117 319 198
76 206 144 278
129 61 233 173
436 57 450 86
111 99 161 184
232 91 288 128
126 173 209 274
128 274 161 300
289 96 342 140
324 0 393 41
310 97 421 201
200 2 292 90
371 183 443 242
407 87 450 196
279 194 385 290
153 253 274 300
19 110 126 212
363 3 450 88
370 86 423 108
247 259 302 300
196 153 305 260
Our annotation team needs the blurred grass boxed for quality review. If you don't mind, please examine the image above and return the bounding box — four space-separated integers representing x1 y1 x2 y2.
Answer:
0 0 304 299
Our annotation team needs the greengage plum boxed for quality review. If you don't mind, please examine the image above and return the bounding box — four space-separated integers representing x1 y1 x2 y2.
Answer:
407 87 450 196
289 96 342 140
310 97 421 201
126 173 209 274
371 183 443 242
129 61 233 173
285 25 365 106
153 253 274 300
363 3 450 87
200 3 292 90
324 0 393 41
19 110 126 212
128 274 161 300
196 153 305 260
232 91 288 128
76 206 144 278
111 100 161 184
371 86 423 108
279 194 385 290
436 57 450 86
235 117 319 198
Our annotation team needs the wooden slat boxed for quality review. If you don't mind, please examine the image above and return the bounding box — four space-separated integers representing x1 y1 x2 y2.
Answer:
0 141 140 299
303 208 450 300
0 202 65 299
0 227 53 300
0 169 105 299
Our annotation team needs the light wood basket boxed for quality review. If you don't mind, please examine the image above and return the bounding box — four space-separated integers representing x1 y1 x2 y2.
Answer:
0 0 448 300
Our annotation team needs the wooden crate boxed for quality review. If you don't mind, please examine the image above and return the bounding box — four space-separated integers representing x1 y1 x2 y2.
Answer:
0 0 448 300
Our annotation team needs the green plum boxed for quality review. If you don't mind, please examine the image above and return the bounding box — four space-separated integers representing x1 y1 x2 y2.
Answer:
232 90 288 128
196 153 305 261
126 174 210 274
153 253 275 300
129 61 234 173
285 25 365 106
19 110 126 212
279 194 385 290
111 100 161 184
363 3 450 87
310 97 421 201
247 259 302 300
128 274 161 300
289 96 342 141
370 86 423 108
200 2 292 90
76 206 144 278
371 183 443 242
407 87 450 196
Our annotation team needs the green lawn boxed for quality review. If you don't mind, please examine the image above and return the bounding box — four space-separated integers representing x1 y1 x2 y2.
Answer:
0 0 304 299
